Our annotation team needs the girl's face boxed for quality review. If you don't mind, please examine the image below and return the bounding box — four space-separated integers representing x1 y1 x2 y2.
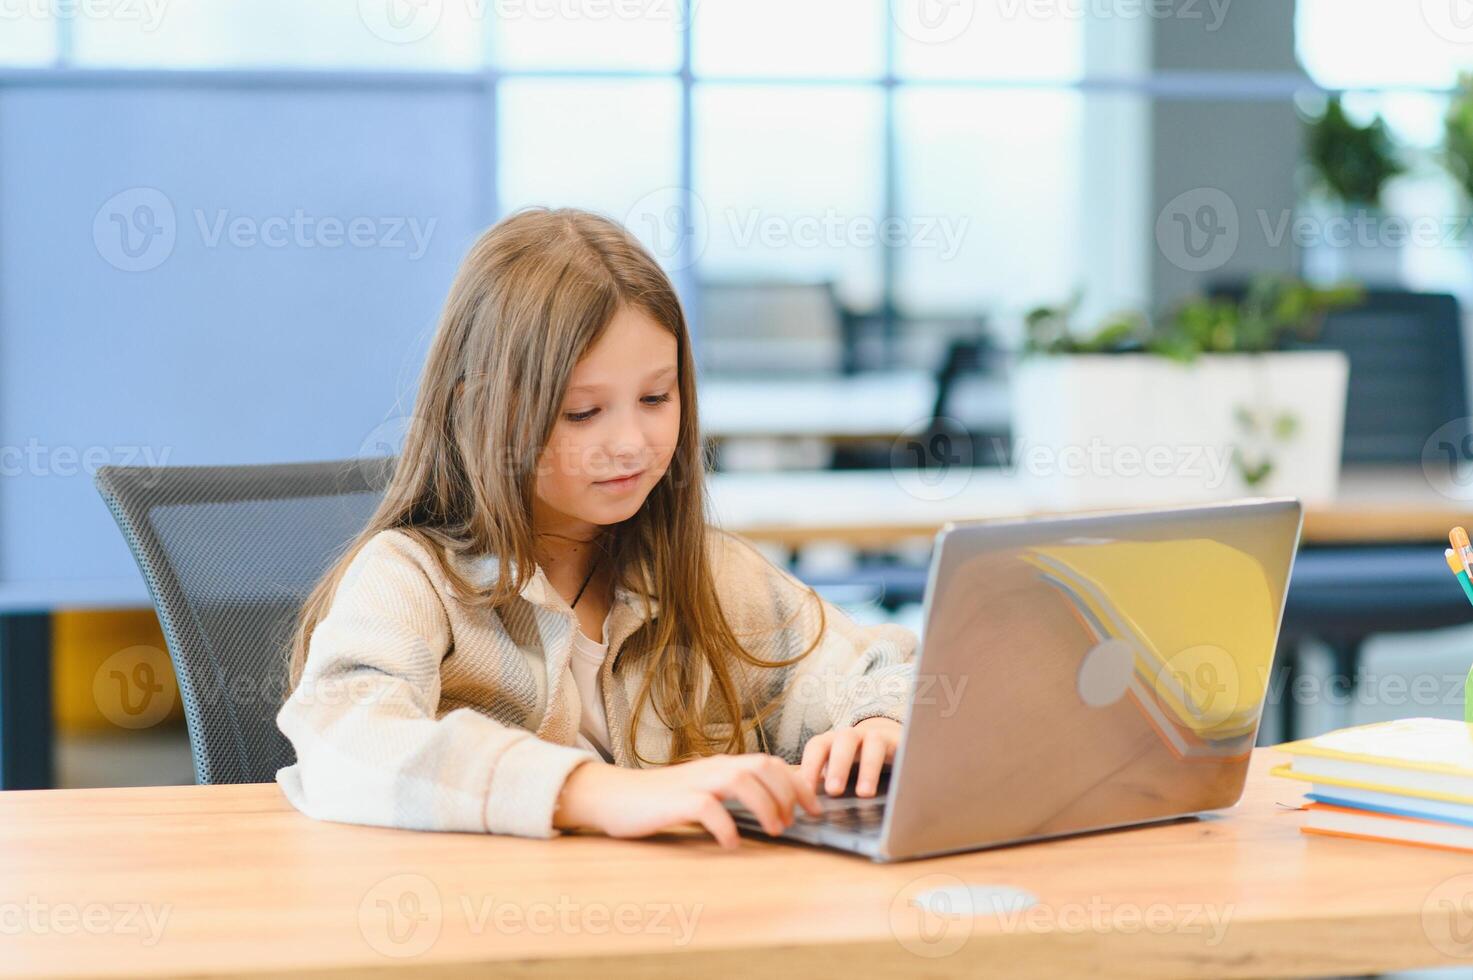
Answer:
533 305 682 535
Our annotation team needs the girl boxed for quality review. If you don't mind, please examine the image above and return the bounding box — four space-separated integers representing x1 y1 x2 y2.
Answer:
275 207 918 848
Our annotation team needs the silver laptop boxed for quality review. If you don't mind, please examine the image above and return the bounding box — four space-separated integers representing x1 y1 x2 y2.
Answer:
729 497 1303 862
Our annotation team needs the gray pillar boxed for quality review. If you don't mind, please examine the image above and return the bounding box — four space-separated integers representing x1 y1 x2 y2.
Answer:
1149 0 1303 308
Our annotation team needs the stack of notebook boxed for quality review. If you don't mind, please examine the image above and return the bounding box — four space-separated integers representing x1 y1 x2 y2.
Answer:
1273 718 1473 853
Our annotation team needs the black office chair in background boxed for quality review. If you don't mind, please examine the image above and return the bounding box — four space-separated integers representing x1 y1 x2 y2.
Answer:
815 333 1003 609
94 459 391 784
1209 287 1473 739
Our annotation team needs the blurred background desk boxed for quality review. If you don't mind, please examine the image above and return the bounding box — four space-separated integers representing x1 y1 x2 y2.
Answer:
708 465 1473 549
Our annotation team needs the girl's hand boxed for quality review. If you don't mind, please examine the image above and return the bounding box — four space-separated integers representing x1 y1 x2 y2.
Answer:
554 753 822 849
799 717 903 798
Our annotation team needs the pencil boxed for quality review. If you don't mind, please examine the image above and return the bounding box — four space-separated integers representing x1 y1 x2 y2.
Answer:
1445 548 1473 607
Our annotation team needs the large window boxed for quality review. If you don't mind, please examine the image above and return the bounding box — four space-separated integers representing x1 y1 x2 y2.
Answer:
3 0 1139 338
1296 0 1472 301
9 3 1469 329
1296 0 1468 90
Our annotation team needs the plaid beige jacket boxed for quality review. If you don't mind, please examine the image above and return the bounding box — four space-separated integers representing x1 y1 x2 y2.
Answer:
275 527 918 839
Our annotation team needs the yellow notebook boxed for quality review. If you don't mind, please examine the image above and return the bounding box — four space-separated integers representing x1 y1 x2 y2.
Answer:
1274 718 1473 802
1024 538 1275 737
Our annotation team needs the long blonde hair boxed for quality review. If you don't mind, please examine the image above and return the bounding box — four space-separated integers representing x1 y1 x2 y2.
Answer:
286 207 824 763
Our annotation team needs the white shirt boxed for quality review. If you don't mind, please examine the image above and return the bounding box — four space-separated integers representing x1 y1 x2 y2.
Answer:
569 621 615 763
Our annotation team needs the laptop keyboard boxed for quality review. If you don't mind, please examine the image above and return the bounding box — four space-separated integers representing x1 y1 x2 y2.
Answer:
726 769 891 837
803 796 887 832
728 793 888 834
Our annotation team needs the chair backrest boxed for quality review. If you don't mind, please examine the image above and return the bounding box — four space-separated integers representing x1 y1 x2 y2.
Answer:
1210 286 1468 464
696 280 844 374
926 335 1011 467
1296 290 1467 463
93 459 391 784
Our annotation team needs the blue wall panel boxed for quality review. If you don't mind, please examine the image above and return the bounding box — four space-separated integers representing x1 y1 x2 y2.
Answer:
0 81 491 607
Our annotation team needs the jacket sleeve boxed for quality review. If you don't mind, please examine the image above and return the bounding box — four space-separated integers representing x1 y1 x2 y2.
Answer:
714 532 920 762
274 530 598 837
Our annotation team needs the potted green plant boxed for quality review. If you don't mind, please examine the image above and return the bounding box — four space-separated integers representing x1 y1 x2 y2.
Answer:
1011 276 1364 509
1444 73 1473 205
1300 95 1405 285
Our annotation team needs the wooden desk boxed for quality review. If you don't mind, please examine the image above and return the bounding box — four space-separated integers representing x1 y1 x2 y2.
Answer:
4 750 1473 977
708 465 1473 550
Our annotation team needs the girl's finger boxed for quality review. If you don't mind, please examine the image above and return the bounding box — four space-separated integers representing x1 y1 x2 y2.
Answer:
856 731 891 797
799 733 832 790
725 771 785 836
823 729 862 796
695 796 740 849
785 763 822 815
747 758 798 823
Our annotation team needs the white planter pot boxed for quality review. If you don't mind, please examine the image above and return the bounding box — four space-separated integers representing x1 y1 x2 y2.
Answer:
1009 351 1349 509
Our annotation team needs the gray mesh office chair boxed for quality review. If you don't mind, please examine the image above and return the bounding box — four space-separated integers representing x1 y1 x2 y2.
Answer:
94 459 392 784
